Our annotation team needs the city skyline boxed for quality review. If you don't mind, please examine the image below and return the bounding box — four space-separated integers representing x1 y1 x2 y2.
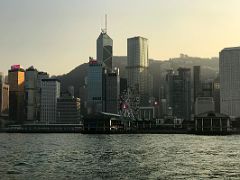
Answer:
1 0 240 75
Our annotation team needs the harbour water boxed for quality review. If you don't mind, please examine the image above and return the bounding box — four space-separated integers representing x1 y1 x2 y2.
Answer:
0 134 240 179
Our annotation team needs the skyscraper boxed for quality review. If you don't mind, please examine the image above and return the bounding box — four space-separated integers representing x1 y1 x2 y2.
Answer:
25 66 38 122
8 65 25 123
193 66 201 101
213 75 220 113
220 47 240 117
97 30 113 71
0 72 9 116
0 72 4 85
165 68 191 120
36 72 49 120
87 58 104 114
0 72 4 115
105 68 120 114
25 67 49 123
40 79 60 124
127 36 150 105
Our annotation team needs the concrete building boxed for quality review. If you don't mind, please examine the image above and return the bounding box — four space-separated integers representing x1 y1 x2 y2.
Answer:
97 30 113 71
40 79 60 124
0 72 9 115
195 97 215 115
220 47 240 117
25 68 49 123
127 36 150 105
193 66 201 102
0 72 4 85
57 88 80 124
0 82 9 115
165 68 191 120
159 99 167 118
25 66 38 123
8 65 25 123
36 72 49 121
213 75 220 113
105 68 120 114
201 79 213 97
79 85 87 116
87 58 104 114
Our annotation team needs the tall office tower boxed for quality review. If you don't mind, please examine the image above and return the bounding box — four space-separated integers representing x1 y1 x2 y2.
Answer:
105 68 120 114
1 84 9 115
0 72 9 115
193 66 201 101
36 72 49 120
127 36 150 105
57 87 81 124
40 79 60 124
150 61 161 99
97 29 113 71
25 66 38 122
165 68 191 120
87 58 104 114
8 65 25 123
165 69 174 109
220 47 240 117
0 72 4 115
0 72 3 85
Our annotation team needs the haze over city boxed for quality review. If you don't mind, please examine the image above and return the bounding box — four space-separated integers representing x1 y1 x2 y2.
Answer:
1 0 240 75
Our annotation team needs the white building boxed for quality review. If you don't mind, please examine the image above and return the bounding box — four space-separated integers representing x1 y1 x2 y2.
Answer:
195 97 215 115
40 79 60 123
127 36 150 105
25 67 49 122
220 47 240 117
25 67 38 122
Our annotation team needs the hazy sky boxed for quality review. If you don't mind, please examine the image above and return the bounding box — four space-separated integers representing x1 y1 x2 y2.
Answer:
1 0 240 75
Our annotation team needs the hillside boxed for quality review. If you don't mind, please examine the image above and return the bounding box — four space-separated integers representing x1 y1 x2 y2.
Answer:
57 55 219 97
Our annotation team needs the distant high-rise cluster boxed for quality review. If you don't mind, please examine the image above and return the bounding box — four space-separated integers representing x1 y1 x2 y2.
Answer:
87 29 120 115
3 22 240 128
3 65 81 125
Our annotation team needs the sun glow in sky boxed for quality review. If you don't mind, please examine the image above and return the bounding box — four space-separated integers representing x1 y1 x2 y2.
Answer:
1 0 240 75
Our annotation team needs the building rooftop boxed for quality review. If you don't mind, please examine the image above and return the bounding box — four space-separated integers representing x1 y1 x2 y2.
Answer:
222 46 240 51
42 78 60 82
127 36 148 41
195 111 229 118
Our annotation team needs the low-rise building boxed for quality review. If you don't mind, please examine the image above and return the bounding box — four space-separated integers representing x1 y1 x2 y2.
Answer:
57 91 81 124
194 111 231 135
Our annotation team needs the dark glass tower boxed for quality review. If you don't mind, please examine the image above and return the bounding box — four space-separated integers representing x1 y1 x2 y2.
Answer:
165 68 191 121
97 31 113 71
193 66 201 101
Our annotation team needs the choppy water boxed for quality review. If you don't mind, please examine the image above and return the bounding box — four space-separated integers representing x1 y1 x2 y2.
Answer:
0 134 240 179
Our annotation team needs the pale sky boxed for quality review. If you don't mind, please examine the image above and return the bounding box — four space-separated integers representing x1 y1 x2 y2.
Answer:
1 0 240 75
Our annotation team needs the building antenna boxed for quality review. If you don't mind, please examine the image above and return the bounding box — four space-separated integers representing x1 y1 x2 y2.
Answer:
105 14 107 34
